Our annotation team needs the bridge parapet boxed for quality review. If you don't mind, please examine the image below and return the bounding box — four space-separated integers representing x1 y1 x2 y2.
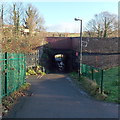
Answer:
46 37 118 53
46 37 72 50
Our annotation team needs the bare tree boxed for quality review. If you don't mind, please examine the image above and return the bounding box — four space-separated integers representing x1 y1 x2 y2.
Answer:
6 3 24 32
1 3 46 53
118 2 120 37
0 4 3 27
85 11 118 38
23 4 45 35
0 3 8 27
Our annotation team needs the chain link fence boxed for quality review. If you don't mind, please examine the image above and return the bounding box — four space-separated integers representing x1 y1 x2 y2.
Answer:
81 64 104 93
0 52 26 98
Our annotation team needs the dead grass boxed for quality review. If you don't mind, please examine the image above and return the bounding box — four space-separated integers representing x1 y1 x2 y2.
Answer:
69 72 107 101
2 82 31 116
81 77 107 100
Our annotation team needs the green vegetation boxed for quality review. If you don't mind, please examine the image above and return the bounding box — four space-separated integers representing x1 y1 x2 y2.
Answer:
45 32 80 37
26 65 46 76
26 68 37 75
39 44 54 73
103 66 120 103
67 33 79 37
69 66 119 104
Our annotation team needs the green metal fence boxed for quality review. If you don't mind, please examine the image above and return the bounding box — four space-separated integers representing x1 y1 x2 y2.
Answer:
0 52 26 98
81 64 104 93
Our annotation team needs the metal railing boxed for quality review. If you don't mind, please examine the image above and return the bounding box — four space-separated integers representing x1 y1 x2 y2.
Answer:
0 52 26 98
81 64 104 93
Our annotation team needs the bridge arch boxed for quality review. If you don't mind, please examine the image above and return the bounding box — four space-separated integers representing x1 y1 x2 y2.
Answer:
47 49 74 73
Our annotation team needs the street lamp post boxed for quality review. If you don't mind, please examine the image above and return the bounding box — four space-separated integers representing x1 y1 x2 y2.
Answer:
74 18 82 77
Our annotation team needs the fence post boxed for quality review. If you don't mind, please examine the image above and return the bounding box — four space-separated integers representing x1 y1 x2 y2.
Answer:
24 54 26 83
101 70 104 94
5 52 8 95
91 68 94 80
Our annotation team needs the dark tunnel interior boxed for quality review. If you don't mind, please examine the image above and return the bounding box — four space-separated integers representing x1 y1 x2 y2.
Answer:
48 53 72 73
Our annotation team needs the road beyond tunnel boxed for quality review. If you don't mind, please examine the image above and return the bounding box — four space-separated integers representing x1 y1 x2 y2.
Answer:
4 74 119 118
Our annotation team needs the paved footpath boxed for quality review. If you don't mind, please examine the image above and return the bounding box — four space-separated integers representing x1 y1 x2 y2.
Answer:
4 74 119 118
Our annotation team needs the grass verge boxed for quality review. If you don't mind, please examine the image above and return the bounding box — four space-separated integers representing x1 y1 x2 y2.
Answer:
69 66 119 104
69 72 107 101
103 66 120 103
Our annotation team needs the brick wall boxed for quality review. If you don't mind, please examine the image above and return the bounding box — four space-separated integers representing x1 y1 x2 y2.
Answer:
46 37 119 53
46 37 72 50
82 55 119 69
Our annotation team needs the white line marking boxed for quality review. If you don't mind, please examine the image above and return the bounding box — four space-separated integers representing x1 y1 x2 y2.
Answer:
37 75 43 79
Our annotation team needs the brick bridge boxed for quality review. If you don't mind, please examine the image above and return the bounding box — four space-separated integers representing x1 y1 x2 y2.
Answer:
46 37 118 53
42 37 118 72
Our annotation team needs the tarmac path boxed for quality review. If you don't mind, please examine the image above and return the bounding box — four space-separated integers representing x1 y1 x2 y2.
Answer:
4 74 119 118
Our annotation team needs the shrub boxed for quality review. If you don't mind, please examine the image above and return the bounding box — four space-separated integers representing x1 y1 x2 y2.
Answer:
26 66 46 76
27 69 37 75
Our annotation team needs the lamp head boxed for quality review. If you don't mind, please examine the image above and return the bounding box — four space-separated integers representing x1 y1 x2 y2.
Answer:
74 18 82 21
74 18 78 21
